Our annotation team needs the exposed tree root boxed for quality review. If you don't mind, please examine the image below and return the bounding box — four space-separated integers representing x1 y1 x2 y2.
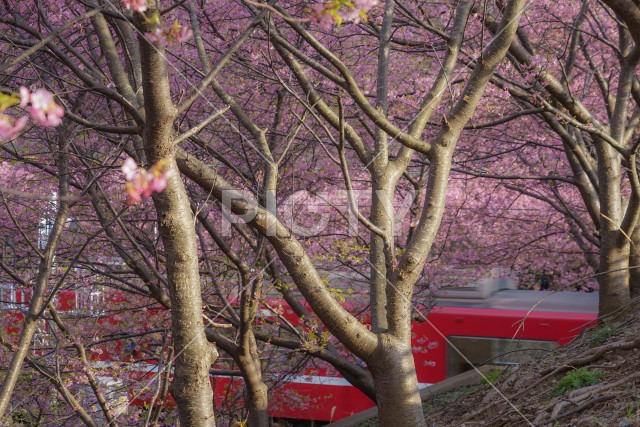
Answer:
541 337 640 376
461 340 640 424
550 394 615 421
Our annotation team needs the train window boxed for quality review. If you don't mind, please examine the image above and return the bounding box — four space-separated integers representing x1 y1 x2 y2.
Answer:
446 336 556 377
33 319 51 351
1 284 29 309
1 284 17 309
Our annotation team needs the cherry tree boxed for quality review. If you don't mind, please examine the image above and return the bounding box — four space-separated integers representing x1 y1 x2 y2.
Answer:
0 0 575 426
173 0 526 425
452 0 640 314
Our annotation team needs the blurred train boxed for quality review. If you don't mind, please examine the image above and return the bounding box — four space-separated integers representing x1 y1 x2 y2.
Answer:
1 278 598 425
260 279 598 423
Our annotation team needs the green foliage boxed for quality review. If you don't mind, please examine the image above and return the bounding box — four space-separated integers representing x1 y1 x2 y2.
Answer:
552 368 604 397
626 403 637 420
10 408 37 426
327 286 353 302
0 92 20 111
588 324 624 347
481 368 502 386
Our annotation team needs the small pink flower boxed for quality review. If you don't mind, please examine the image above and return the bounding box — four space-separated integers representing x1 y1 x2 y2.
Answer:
145 22 193 46
30 103 64 127
121 157 138 181
0 115 28 141
20 87 64 127
141 173 153 197
29 89 54 111
311 4 335 30
149 174 168 193
19 86 30 108
174 26 193 43
310 0 377 28
123 0 147 12
125 182 142 205
121 158 172 205
353 0 377 10
145 28 166 46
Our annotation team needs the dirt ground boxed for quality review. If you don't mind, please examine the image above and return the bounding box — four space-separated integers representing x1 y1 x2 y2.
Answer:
424 310 640 427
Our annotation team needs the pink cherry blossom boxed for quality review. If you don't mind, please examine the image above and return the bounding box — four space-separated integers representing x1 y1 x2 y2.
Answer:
353 0 377 10
145 28 166 46
19 87 65 127
121 157 138 181
148 174 169 193
19 87 30 108
29 89 53 112
123 0 147 13
124 182 143 204
311 4 335 30
145 22 193 47
0 115 28 141
177 27 193 43
310 0 378 28
122 157 173 205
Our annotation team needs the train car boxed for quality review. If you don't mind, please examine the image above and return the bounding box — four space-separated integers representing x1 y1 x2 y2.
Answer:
0 279 598 425
261 281 598 424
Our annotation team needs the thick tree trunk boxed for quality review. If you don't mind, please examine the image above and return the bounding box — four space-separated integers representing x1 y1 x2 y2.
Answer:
598 238 631 314
595 41 639 314
596 141 631 315
138 12 216 426
238 304 269 427
370 336 425 427
629 227 640 299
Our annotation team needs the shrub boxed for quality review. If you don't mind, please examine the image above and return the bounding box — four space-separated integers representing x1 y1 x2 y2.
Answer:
553 368 604 397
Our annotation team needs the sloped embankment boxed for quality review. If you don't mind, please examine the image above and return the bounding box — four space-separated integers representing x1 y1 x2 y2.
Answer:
426 314 640 426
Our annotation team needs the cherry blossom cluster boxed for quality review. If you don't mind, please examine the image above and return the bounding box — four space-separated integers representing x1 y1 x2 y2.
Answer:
0 115 28 142
122 0 192 47
123 0 147 13
145 21 193 47
19 87 65 127
311 0 378 29
121 157 173 205
0 87 64 141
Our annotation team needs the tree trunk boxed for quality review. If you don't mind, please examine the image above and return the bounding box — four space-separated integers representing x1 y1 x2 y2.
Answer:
598 238 631 315
370 335 425 427
238 353 269 427
596 141 630 315
138 11 216 426
205 328 268 427
0 122 70 420
629 227 640 299
370 173 393 332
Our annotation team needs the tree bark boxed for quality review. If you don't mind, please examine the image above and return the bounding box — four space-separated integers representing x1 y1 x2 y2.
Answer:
630 227 640 298
138 12 216 426
238 337 269 427
370 336 425 427
596 141 630 315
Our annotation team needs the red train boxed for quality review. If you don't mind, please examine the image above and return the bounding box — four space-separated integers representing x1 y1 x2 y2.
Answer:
1 280 598 425
202 280 598 424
